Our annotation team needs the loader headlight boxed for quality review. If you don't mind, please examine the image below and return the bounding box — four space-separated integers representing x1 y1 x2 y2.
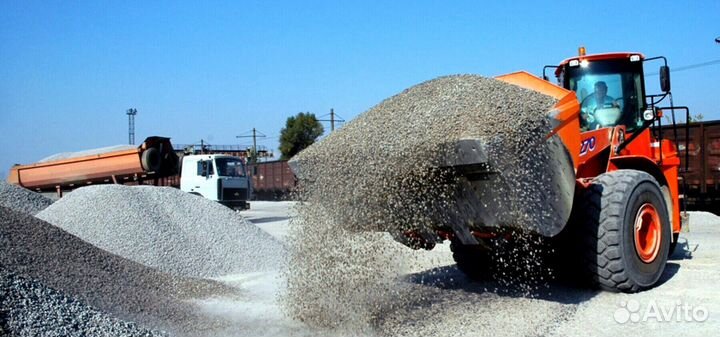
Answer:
643 108 656 121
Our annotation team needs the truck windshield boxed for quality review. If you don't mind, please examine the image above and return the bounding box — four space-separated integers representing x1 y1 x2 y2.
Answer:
563 59 645 132
215 158 246 177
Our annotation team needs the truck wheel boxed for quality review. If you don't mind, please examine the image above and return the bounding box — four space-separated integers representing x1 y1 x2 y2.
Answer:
450 240 491 281
141 147 161 172
575 170 671 292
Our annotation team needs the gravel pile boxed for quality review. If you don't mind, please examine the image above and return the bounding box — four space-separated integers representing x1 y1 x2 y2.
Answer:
36 184 286 278
283 75 561 331
38 144 137 163
0 181 53 215
0 265 167 337
0 206 238 335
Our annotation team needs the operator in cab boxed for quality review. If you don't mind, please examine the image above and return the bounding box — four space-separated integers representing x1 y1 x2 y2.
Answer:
581 81 620 130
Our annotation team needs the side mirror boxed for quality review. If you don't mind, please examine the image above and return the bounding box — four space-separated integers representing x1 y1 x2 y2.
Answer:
659 66 671 92
200 161 208 177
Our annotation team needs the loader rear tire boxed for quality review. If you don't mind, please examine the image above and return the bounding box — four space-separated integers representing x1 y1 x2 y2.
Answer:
574 170 671 292
450 240 491 281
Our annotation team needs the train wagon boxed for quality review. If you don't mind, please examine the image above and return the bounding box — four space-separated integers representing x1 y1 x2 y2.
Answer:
658 120 720 212
248 160 295 200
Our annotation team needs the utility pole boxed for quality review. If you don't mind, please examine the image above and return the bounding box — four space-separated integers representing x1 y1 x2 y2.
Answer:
126 108 137 145
236 128 266 163
330 108 335 131
318 108 346 132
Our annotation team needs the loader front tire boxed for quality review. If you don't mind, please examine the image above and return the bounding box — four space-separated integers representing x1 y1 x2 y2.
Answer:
574 170 671 292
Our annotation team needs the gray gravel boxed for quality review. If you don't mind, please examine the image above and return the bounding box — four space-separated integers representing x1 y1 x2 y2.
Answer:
0 181 53 215
0 206 238 336
36 184 286 278
290 75 559 235
283 75 561 330
258 202 720 337
0 265 167 337
38 144 137 163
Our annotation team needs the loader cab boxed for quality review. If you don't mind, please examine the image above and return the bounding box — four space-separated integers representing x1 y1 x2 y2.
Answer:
555 53 647 132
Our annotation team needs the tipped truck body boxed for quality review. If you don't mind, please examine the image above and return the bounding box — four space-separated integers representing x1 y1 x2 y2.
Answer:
7 137 179 191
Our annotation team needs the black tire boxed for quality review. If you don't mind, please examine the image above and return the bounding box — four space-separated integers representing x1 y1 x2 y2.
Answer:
450 240 491 281
141 147 161 172
572 170 671 293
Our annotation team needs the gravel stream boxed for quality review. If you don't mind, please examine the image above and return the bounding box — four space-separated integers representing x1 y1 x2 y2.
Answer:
283 75 567 333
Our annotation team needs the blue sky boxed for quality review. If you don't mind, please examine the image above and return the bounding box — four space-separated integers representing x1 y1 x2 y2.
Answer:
1 1 719 178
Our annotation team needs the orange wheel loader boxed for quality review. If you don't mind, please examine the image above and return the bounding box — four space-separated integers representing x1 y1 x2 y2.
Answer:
410 50 689 292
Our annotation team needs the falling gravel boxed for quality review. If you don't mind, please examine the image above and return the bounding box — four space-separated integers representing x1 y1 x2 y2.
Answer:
0 206 238 336
0 265 167 337
0 181 53 215
283 75 564 332
36 184 286 278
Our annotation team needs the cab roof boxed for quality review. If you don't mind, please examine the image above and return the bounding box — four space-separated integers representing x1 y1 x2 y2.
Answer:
555 52 646 76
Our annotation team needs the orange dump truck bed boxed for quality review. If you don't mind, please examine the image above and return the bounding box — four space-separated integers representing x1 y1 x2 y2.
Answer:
7 136 179 191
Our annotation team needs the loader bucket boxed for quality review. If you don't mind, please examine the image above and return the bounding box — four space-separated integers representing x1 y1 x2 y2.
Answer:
437 72 581 241
289 72 581 245
496 71 582 167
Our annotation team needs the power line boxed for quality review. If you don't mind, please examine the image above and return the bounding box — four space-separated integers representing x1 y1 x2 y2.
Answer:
236 128 266 163
672 59 720 72
646 58 720 76
317 108 346 131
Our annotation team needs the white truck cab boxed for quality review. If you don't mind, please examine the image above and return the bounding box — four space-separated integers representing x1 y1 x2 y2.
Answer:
180 154 252 210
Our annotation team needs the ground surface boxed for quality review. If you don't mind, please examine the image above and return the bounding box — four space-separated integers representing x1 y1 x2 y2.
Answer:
232 201 719 337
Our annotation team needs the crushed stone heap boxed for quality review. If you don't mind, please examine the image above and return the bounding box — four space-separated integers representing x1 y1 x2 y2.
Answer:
0 181 53 215
36 184 286 278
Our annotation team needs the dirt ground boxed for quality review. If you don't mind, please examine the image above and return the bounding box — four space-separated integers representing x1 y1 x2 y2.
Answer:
205 201 719 337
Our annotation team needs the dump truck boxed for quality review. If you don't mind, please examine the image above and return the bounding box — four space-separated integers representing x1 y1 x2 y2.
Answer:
291 49 689 293
179 154 252 210
7 137 252 209
7 137 180 195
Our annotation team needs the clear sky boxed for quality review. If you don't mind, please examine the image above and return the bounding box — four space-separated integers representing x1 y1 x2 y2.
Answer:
1 1 719 178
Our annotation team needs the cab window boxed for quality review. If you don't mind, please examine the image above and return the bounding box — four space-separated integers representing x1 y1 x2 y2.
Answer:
196 160 214 176
215 158 246 177
563 59 645 132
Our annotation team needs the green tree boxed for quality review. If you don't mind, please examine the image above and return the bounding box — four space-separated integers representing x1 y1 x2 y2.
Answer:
689 113 704 122
279 112 324 159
